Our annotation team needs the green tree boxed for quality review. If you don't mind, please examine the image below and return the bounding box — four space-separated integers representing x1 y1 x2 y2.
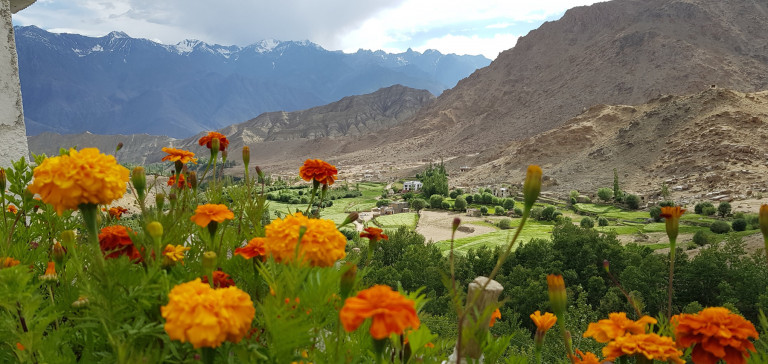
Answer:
419 163 448 198
695 202 714 215
613 168 622 202
449 190 459 199
481 192 494 205
465 194 473 204
541 206 556 221
649 206 662 221
479 206 488 215
376 199 391 208
494 206 506 216
717 202 732 217
597 188 613 203
410 198 427 214
502 198 515 210
454 196 467 211
625 194 640 210
580 217 595 228
429 194 444 209
710 221 731 234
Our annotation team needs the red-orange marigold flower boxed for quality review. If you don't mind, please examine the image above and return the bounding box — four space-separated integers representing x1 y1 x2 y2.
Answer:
98 225 142 261
675 307 758 364
299 159 337 186
1 257 20 268
198 132 229 151
489 308 502 327
161 147 198 164
583 312 657 343
603 333 684 364
572 349 601 364
168 174 191 189
6 204 17 214
202 270 235 288
339 285 420 339
234 237 267 261
660 206 686 241
108 206 128 219
190 204 234 228
360 227 388 241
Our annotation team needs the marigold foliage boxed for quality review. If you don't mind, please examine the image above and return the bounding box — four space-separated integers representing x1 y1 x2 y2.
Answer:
602 333 684 364
299 159 338 186
161 147 198 164
190 204 234 228
583 312 657 343
27 148 130 215
264 212 346 267
675 307 759 364
161 279 254 348
339 285 420 339
198 132 229 151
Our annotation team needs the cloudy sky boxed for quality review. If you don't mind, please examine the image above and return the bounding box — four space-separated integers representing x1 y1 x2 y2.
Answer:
13 0 602 60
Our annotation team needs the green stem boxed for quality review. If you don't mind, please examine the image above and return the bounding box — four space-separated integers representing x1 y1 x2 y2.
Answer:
764 236 768 270
667 238 677 318
47 285 59 330
201 347 216 364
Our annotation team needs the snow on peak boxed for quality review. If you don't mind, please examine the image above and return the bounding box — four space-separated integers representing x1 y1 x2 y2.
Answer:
107 31 129 39
253 39 280 53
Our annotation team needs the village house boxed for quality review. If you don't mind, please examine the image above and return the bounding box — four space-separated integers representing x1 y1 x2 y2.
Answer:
403 181 423 192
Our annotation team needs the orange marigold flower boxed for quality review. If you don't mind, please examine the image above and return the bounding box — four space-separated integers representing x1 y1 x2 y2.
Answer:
489 308 502 327
2 256 20 268
234 237 267 261
299 159 338 186
603 333 684 364
162 244 190 266
202 270 235 288
161 147 198 164
108 206 128 219
16 342 24 351
98 225 142 261
161 278 255 348
6 204 17 214
675 307 758 364
168 174 191 189
583 312 657 343
264 212 346 267
39 261 58 282
660 206 686 241
190 204 234 228
572 349 601 364
530 310 557 333
360 226 388 241
198 132 229 151
339 285 420 339
27 148 130 215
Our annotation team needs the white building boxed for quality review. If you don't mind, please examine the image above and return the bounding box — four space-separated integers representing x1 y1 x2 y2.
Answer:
403 181 423 191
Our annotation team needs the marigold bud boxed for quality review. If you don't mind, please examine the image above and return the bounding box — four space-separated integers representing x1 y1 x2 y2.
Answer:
0 168 6 193
60 230 76 246
168 193 177 202
340 263 357 298
255 166 264 183
116 142 123 152
452 217 461 233
131 166 146 200
155 193 165 211
72 296 89 308
147 221 164 239
523 165 542 211
188 171 198 189
242 146 250 168
202 251 217 271
52 241 66 264
547 274 567 319
340 212 359 227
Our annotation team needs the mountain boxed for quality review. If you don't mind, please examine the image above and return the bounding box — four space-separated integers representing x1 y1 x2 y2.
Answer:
361 0 768 162
15 26 488 137
27 85 434 165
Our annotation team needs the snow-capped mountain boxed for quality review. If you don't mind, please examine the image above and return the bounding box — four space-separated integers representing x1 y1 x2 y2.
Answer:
15 26 490 137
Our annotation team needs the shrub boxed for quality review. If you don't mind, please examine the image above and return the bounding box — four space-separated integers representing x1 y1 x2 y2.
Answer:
410 198 427 212
702 206 717 216
540 206 556 221
597 188 613 202
649 206 662 222
441 201 451 210
479 206 488 215
482 193 494 205
376 199 391 208
530 207 543 220
580 217 595 228
694 201 714 215
747 214 759 229
503 198 515 210
429 194 444 209
473 194 482 204
625 194 640 210
449 190 459 199
692 230 709 246
514 208 523 216
598 217 609 227
731 218 747 232
402 191 414 201
498 218 512 230
710 220 731 234
454 196 467 211
494 206 506 216
465 194 473 204
339 228 358 241
552 211 563 221
492 197 500 205
733 212 745 220
455 188 464 195
659 200 675 207
717 202 732 217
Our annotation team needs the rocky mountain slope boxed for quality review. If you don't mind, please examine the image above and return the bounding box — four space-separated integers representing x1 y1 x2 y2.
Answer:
16 26 487 137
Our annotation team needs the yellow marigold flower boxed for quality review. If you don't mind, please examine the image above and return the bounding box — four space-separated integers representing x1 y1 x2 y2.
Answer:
163 244 190 266
190 204 234 228
161 147 198 164
27 148 130 215
1 257 20 268
602 333 684 364
264 212 346 267
161 279 255 349
530 311 557 333
583 312 657 343
675 307 758 364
